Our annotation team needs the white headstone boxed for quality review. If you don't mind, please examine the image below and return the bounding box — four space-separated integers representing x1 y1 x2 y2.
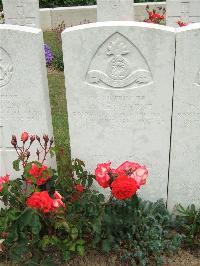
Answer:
97 0 134 22
62 22 176 202
0 25 54 178
166 0 200 27
168 24 200 210
2 0 40 28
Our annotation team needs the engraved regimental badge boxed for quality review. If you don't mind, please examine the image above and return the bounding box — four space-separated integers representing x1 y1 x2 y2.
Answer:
86 32 153 89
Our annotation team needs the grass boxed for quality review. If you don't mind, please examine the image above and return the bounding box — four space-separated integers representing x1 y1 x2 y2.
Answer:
44 31 71 177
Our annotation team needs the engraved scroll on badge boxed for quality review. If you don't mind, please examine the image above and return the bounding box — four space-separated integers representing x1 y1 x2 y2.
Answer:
86 32 153 89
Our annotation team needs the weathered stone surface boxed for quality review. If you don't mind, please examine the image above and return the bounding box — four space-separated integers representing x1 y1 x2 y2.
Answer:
51 6 97 29
168 24 200 210
97 0 134 22
0 25 54 178
62 22 176 201
40 8 52 30
2 0 40 28
166 0 200 27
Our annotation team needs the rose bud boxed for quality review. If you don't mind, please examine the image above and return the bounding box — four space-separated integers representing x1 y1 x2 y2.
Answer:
11 139 17 147
43 134 49 143
12 135 17 141
21 132 29 142
26 150 30 159
50 137 54 146
36 149 40 157
30 135 35 143
36 135 40 142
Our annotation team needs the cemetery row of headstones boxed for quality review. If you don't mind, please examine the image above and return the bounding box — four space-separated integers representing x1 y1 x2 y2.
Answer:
1 21 200 210
2 0 200 28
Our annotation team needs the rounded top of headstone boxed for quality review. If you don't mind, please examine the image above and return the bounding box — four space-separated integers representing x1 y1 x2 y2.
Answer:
0 24 41 34
62 21 176 37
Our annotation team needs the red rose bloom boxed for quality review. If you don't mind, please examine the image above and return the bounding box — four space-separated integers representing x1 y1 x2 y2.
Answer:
116 161 140 174
133 166 148 188
26 191 53 213
28 163 51 186
95 162 111 188
0 174 10 192
21 132 29 142
177 20 188 27
111 175 138 200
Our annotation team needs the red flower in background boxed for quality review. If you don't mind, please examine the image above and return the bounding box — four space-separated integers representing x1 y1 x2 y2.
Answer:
177 20 188 27
95 162 111 188
71 184 85 202
21 132 29 142
144 6 165 25
75 184 85 193
111 175 138 200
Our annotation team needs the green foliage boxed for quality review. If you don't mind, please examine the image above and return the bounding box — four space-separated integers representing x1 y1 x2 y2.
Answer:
98 199 183 265
53 49 64 71
176 204 200 248
67 186 183 266
38 0 165 8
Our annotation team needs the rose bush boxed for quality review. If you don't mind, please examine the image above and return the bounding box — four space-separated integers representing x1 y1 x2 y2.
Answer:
144 5 165 24
0 132 186 265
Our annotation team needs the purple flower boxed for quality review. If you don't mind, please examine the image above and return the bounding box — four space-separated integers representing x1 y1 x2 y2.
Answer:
44 44 54 65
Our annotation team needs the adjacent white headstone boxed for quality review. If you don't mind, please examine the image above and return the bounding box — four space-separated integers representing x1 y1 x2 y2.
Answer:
97 0 134 22
62 22 176 202
2 0 40 28
166 0 200 27
0 25 54 178
168 24 200 210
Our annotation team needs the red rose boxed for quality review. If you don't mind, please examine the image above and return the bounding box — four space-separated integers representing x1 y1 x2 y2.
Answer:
75 184 85 193
133 166 148 188
52 191 65 209
95 162 111 188
21 132 29 142
116 161 140 175
177 20 188 27
29 163 40 178
0 174 10 192
111 175 138 200
71 193 79 202
26 191 53 213
28 163 51 186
